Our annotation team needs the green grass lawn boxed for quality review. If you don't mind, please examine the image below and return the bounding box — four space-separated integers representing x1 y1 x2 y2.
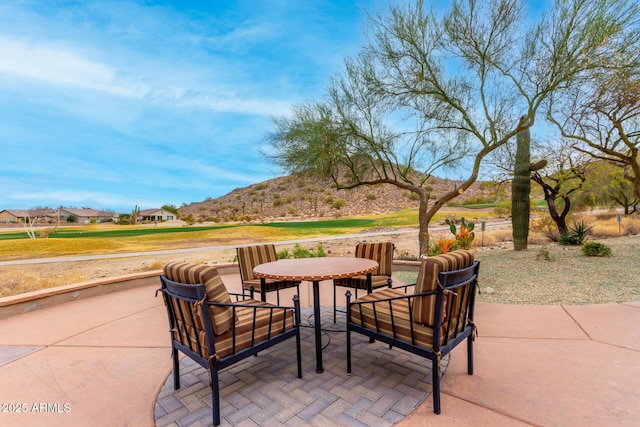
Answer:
48 224 235 238
0 207 497 260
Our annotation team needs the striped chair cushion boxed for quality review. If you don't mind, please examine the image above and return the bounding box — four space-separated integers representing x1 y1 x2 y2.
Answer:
349 288 440 348
335 242 394 289
355 242 394 276
163 261 235 335
242 278 301 292
412 250 475 327
237 244 278 282
172 299 295 360
334 275 390 290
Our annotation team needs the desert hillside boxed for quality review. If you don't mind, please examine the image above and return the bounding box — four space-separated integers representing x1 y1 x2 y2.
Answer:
179 174 505 223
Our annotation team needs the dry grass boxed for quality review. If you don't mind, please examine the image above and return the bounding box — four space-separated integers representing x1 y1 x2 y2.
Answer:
0 258 171 298
0 270 90 298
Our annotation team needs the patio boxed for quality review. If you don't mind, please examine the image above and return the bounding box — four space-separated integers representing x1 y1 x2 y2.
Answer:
0 270 639 426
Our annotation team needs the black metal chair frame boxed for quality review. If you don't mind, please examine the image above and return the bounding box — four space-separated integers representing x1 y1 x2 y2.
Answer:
159 276 302 426
346 260 480 414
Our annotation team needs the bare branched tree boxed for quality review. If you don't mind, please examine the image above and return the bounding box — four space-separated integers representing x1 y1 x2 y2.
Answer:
530 140 591 236
267 0 638 255
547 9 640 200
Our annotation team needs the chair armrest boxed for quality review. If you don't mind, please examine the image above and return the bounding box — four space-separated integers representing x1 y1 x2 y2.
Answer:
348 289 436 307
209 300 298 311
229 292 251 302
390 283 416 293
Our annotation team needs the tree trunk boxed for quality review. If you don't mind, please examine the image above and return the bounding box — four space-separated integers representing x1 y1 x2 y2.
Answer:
418 191 430 256
511 118 531 251
546 194 569 235
531 173 570 236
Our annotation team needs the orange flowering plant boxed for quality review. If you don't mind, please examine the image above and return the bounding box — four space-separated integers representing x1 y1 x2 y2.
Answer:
445 217 475 250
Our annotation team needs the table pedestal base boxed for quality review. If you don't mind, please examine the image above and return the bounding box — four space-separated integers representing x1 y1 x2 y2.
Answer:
312 280 323 373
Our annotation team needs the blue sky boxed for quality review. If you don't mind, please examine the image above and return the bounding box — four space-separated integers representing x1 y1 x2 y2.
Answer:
0 0 382 212
1 0 553 214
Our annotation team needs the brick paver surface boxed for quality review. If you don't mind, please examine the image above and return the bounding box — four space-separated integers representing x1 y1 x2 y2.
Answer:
155 307 446 426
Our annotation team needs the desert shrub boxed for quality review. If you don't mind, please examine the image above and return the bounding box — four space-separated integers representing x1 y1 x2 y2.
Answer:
292 243 326 258
273 199 283 207
462 195 491 205
624 219 640 235
395 249 419 260
332 199 345 209
38 228 56 238
536 246 552 261
483 229 512 245
366 193 377 201
582 242 612 257
493 205 510 216
277 249 290 259
149 261 164 270
530 217 559 241
182 214 195 225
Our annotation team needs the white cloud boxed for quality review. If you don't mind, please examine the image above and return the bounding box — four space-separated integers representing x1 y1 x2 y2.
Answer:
0 36 148 98
0 34 297 117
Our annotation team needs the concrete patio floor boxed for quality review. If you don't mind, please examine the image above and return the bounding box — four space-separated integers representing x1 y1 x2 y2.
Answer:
0 272 639 426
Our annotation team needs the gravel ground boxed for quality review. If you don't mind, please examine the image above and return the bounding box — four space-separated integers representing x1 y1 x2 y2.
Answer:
472 235 640 305
384 234 640 305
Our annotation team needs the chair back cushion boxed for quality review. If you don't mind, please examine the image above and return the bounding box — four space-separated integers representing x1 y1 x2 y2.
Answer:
163 261 235 335
355 242 394 276
237 244 278 282
412 250 475 327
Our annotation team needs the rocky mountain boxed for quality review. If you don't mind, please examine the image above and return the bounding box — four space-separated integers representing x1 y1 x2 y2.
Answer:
179 174 503 223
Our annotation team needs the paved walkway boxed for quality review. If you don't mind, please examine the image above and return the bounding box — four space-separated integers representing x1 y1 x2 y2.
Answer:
154 306 449 426
0 275 639 426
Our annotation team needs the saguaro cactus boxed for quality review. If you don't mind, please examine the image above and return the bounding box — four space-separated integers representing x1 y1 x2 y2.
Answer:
512 117 531 251
511 117 547 251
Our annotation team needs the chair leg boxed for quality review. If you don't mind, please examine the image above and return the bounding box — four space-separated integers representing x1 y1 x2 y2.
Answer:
432 356 441 414
346 291 352 374
210 366 220 426
296 329 302 379
467 335 474 375
172 347 180 390
294 295 302 378
346 329 352 374
260 278 267 302
333 284 337 323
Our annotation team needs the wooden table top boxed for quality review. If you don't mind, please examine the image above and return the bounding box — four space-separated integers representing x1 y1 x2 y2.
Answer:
253 257 378 282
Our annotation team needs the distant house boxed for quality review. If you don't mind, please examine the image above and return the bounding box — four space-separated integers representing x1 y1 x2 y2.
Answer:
139 209 176 222
58 208 118 224
0 209 55 224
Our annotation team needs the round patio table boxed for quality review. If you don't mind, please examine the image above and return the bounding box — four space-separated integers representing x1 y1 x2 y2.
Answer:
254 257 378 373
